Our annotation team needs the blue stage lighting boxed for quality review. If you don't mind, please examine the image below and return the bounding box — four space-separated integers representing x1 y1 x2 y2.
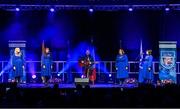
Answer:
15 8 20 12
0 71 4 76
57 73 60 77
81 75 84 78
109 73 112 77
165 7 170 11
50 8 55 12
32 74 36 79
128 8 133 12
89 8 94 12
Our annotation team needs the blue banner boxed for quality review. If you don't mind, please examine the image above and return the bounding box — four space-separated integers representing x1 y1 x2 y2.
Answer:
9 41 26 83
159 41 177 83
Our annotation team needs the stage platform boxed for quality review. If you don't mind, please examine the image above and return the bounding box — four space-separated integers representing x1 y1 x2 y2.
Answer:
16 83 138 89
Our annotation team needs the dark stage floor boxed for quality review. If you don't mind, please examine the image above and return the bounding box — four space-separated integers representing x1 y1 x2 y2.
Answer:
1 83 180 108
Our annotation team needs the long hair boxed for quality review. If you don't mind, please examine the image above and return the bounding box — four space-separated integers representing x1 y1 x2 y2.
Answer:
119 48 125 55
147 50 152 55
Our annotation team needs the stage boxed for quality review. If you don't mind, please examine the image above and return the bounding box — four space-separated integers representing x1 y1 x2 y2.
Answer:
16 83 138 89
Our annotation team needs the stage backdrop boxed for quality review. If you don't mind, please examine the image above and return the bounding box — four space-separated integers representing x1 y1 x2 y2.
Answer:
159 41 177 83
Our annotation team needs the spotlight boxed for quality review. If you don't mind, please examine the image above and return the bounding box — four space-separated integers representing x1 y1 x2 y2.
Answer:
57 73 60 77
81 75 84 78
109 73 112 77
165 7 170 11
32 75 36 79
128 8 133 12
89 8 94 13
50 8 55 12
15 8 20 12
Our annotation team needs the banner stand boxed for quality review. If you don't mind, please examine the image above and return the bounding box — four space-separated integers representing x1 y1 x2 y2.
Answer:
8 40 26 83
159 41 177 84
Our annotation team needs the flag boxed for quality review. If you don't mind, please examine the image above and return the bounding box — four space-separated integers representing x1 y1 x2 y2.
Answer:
120 40 122 49
42 40 45 55
140 39 143 60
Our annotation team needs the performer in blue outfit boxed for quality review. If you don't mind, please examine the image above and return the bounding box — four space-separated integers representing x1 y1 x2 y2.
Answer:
12 47 25 83
41 47 53 84
115 49 129 85
138 50 153 84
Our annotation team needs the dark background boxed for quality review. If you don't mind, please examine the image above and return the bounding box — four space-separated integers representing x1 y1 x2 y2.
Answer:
0 10 179 61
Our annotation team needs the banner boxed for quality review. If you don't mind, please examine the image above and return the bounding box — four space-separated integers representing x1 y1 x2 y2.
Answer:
159 41 177 83
9 40 26 83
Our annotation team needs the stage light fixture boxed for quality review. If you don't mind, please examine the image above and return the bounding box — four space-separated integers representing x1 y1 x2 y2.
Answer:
32 74 36 79
81 75 84 78
89 8 94 12
165 7 170 11
128 7 133 11
109 73 112 77
57 73 60 77
15 7 20 11
50 8 55 12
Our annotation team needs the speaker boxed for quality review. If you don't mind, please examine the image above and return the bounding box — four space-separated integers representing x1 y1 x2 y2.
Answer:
74 78 89 86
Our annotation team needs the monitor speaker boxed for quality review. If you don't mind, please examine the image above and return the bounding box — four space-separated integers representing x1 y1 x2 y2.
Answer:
74 78 89 86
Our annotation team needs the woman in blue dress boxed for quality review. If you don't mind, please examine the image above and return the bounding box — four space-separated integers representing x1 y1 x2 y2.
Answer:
41 47 53 84
12 47 25 83
138 50 153 84
115 49 129 85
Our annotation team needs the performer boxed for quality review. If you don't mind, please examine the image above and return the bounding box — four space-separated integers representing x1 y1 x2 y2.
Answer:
12 47 25 83
79 49 96 84
41 43 53 84
115 49 129 85
138 50 153 84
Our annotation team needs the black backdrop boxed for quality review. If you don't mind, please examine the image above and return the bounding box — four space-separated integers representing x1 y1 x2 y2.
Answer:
0 10 180 61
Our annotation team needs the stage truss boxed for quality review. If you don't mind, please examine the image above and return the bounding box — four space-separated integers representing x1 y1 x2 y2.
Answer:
1 4 180 11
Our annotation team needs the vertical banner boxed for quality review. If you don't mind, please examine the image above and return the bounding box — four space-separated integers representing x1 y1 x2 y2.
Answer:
159 41 177 83
9 40 26 83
